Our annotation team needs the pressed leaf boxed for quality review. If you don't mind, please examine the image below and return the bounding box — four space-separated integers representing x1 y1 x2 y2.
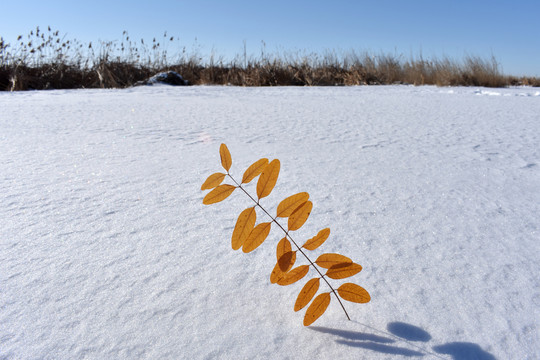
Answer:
276 265 310 286
256 159 280 199
277 251 296 272
326 263 363 279
315 253 352 269
242 158 269 184
276 192 309 218
201 172 226 190
231 207 256 250
337 283 371 304
302 228 331 250
242 222 272 253
276 237 292 261
219 143 232 171
303 292 331 326
294 278 320 312
202 184 236 205
288 201 313 231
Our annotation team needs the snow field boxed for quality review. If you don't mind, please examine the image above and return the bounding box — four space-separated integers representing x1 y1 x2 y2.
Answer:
1 85 539 359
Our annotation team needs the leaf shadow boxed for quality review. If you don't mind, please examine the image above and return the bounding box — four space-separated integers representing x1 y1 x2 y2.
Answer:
309 326 425 357
387 322 432 342
432 342 496 360
310 321 498 359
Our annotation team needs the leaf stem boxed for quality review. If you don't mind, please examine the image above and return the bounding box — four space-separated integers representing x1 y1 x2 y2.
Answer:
227 174 351 321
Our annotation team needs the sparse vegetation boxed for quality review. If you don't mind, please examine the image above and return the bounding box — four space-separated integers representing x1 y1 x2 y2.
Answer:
1 27 538 90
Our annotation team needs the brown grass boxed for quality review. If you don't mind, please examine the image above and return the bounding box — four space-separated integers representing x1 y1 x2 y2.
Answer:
1 27 538 91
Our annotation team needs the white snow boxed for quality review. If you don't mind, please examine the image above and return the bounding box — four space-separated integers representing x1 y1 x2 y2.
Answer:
1 85 539 359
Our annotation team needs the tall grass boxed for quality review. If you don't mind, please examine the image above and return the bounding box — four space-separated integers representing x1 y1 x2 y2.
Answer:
1 27 538 91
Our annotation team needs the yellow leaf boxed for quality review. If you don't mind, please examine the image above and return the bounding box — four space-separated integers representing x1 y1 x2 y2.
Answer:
326 263 363 279
202 184 236 205
242 158 269 184
220 143 232 172
303 292 331 326
294 278 320 312
302 228 330 250
288 201 313 231
276 265 310 286
201 172 226 190
242 222 272 253
276 192 309 218
231 207 256 250
256 159 280 199
337 283 371 304
276 237 292 261
277 251 296 272
315 253 352 269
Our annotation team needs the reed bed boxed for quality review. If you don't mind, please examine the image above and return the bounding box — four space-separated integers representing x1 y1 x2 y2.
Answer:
1 27 538 91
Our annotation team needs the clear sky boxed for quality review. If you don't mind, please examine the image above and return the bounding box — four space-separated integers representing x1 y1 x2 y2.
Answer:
2 0 539 76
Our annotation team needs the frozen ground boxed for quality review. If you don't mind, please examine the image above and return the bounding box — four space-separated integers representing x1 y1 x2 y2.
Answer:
1 85 539 359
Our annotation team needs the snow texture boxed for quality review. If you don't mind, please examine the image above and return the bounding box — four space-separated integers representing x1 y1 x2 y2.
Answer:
1 85 539 359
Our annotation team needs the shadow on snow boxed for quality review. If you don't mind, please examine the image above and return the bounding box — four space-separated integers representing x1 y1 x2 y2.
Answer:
309 321 496 359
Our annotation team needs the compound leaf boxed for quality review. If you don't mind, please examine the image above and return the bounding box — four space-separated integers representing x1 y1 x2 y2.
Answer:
276 265 310 286
276 192 309 218
326 263 363 279
203 184 236 205
231 207 256 250
337 283 371 303
315 253 352 269
242 222 272 253
220 143 232 172
302 228 331 250
201 172 226 190
294 278 320 312
303 292 331 326
256 159 280 199
242 158 269 184
288 201 313 231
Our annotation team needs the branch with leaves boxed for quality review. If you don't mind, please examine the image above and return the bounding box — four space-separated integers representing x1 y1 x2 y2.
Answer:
201 144 370 326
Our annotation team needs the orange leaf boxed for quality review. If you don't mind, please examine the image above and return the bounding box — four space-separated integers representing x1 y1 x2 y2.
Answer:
242 222 272 253
288 201 313 231
294 278 320 312
276 192 309 218
269 248 296 284
337 283 371 304
256 159 280 199
270 262 283 284
276 265 309 286
315 253 352 269
326 263 363 279
201 172 226 190
276 237 292 261
202 184 236 205
302 228 331 250
277 251 296 272
231 207 256 250
220 143 232 172
303 292 331 326
242 158 269 184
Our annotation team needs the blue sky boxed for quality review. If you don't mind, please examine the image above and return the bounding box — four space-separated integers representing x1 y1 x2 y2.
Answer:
2 0 539 76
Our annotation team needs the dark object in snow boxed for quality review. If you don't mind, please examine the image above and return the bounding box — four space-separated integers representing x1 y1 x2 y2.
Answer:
135 71 188 86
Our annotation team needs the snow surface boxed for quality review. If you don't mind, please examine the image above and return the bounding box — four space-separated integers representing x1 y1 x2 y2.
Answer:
1 85 539 359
